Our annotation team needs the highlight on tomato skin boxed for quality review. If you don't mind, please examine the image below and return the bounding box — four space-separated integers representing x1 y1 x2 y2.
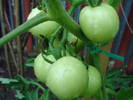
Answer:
80 3 120 43
46 56 88 100
34 54 56 83
27 7 60 39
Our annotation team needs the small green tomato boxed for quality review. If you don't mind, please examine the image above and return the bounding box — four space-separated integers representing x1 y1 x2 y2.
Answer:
27 8 60 39
83 65 102 98
34 54 56 83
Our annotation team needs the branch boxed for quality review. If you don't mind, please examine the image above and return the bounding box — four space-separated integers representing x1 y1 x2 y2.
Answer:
45 0 90 43
0 13 50 46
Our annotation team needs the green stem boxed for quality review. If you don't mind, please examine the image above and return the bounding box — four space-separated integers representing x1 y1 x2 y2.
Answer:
0 13 50 46
68 5 75 15
92 53 107 100
49 26 62 48
87 0 102 7
45 0 90 43
30 81 45 91
107 0 122 10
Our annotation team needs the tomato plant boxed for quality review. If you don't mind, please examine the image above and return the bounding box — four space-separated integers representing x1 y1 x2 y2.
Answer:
27 8 60 39
46 56 88 99
0 0 125 100
34 54 56 83
83 65 102 98
80 3 119 43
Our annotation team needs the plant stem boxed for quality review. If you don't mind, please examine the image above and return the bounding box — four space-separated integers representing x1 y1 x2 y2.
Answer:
30 81 45 91
4 11 19 74
14 0 23 76
87 0 102 7
45 0 90 43
0 0 12 78
0 13 50 46
92 53 107 100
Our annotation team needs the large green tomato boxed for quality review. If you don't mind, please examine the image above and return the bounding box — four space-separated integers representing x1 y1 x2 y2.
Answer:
46 56 88 99
80 3 119 43
27 8 60 39
83 65 102 98
34 54 56 83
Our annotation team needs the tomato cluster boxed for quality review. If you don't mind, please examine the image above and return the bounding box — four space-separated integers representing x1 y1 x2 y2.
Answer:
27 2 119 99
34 55 101 99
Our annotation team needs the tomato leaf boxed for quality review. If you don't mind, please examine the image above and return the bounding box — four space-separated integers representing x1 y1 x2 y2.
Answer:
0 78 18 84
116 87 133 100
107 0 122 9
39 90 51 100
24 58 34 67
28 53 37 57
66 44 77 57
31 88 39 100
15 90 25 99
25 92 32 100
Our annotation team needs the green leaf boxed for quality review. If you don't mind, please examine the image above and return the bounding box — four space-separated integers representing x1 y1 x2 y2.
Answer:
66 44 77 57
25 92 32 100
48 48 61 59
28 53 37 57
116 87 133 100
105 88 116 96
106 67 121 78
15 90 25 99
39 90 50 100
0 78 18 84
16 75 30 85
31 88 39 100
24 89 39 100
68 0 87 6
24 58 35 67
107 0 122 9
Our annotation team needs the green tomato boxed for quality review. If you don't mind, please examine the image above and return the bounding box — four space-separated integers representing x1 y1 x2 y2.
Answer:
83 65 102 97
67 32 85 52
34 54 56 83
53 38 60 48
27 8 60 39
67 32 78 43
80 3 119 43
46 56 88 99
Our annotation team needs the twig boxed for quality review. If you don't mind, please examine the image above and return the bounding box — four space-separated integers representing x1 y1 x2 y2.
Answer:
0 0 12 78
14 0 23 75
0 12 50 46
4 11 19 74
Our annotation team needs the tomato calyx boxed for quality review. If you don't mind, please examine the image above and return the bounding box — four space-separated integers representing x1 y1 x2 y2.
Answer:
87 0 102 7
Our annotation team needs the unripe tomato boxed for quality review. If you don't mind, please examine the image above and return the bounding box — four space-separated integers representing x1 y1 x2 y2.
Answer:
27 8 60 39
83 65 102 97
80 3 119 43
67 32 78 43
46 56 88 99
67 32 85 52
34 54 56 83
